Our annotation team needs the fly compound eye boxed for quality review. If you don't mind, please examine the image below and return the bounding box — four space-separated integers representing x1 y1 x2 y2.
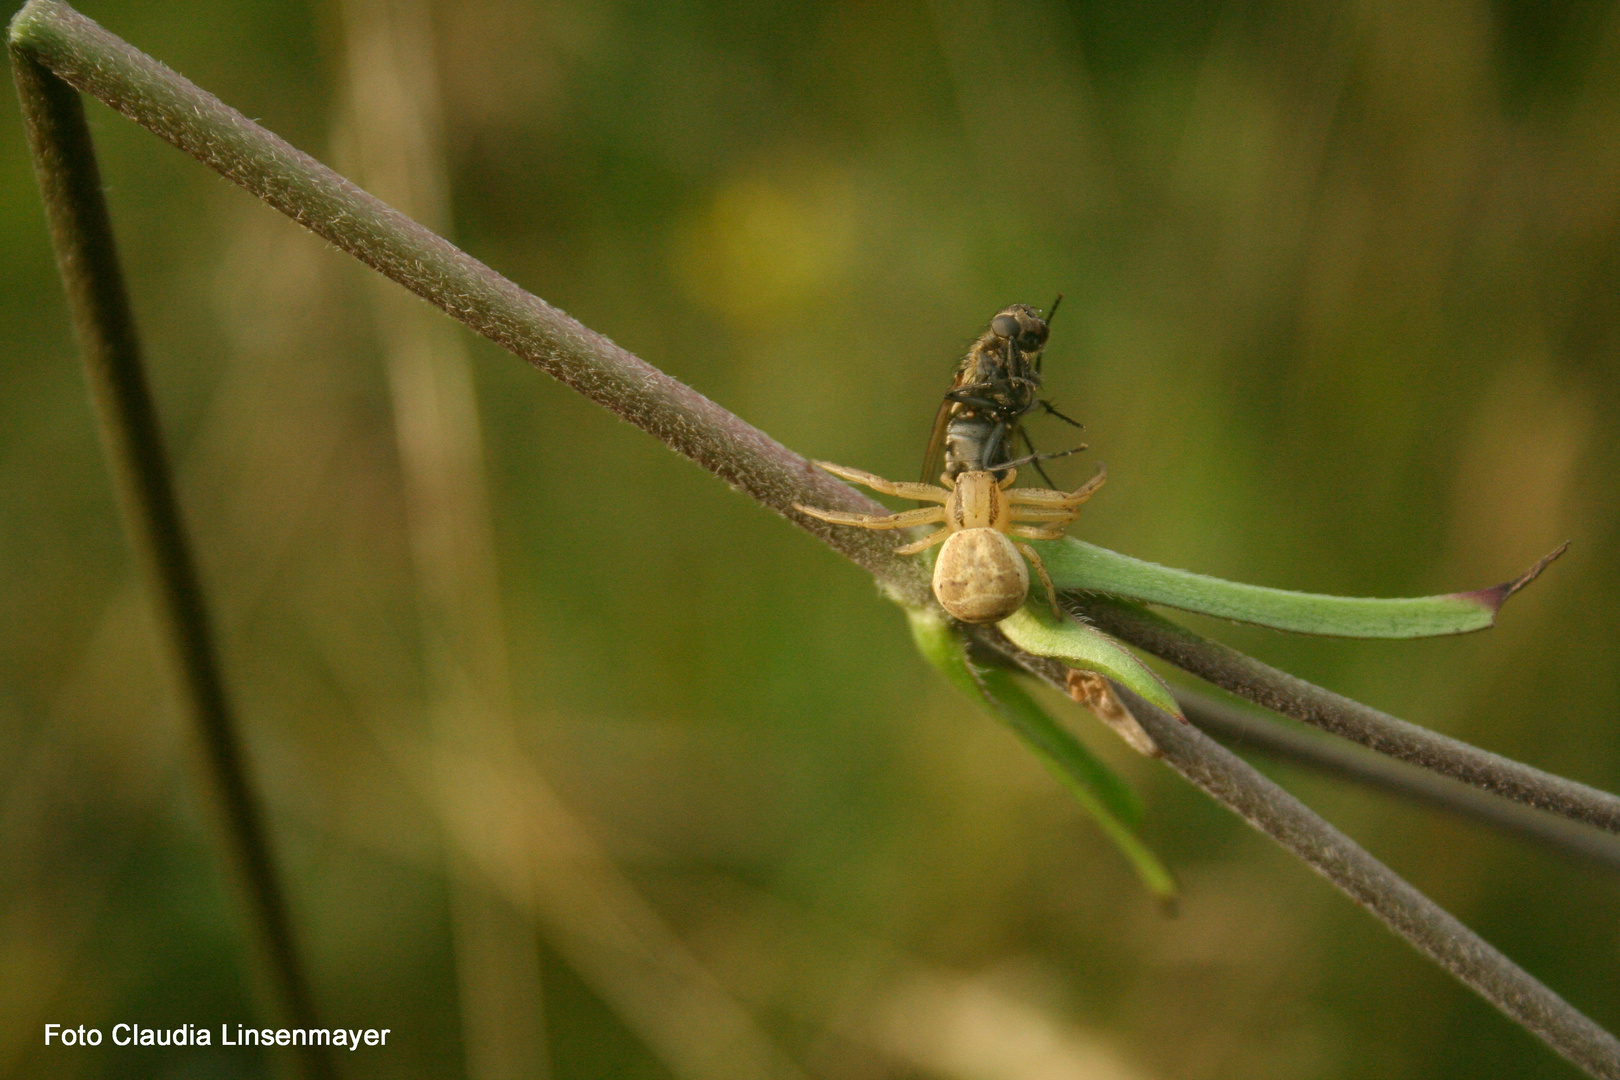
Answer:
991 312 1021 340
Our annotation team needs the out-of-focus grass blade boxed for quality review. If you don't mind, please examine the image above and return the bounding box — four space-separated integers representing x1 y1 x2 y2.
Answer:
908 611 1177 901
1036 538 1566 638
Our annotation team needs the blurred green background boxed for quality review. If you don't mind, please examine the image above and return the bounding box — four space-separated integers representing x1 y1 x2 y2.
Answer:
3 0 1618 1077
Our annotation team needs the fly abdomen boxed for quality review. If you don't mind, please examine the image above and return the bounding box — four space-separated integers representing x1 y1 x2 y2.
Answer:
942 413 1006 480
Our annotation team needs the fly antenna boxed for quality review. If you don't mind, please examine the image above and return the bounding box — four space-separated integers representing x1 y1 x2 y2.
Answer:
1034 294 1063 374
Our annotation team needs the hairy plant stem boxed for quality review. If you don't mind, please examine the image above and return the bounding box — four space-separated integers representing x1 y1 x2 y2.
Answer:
10 37 329 1080
10 2 1619 1076
1072 594 1620 833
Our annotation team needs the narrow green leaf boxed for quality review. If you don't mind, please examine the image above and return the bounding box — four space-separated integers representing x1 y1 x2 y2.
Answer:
996 606 1185 720
975 669 1144 827
979 670 1176 899
908 607 985 696
907 611 1176 900
1036 538 1565 639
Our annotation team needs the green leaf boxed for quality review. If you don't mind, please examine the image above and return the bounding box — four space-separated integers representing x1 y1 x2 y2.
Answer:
1035 538 1566 639
907 610 1176 900
975 668 1144 827
996 605 1185 720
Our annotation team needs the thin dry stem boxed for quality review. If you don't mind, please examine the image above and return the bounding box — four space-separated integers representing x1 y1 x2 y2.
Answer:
10 30 328 1080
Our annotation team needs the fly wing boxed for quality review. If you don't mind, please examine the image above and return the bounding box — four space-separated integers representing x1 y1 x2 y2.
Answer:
919 395 954 487
921 343 984 486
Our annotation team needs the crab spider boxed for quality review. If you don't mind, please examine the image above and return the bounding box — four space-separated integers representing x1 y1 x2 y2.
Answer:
794 462 1106 624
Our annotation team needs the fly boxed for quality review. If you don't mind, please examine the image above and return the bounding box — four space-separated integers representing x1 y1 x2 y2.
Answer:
920 298 1084 487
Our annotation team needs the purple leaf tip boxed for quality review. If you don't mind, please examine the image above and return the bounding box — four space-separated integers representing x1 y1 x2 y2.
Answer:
1453 542 1570 616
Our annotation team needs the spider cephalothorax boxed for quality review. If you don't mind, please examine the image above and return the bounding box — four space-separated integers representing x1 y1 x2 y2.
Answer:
794 462 1105 623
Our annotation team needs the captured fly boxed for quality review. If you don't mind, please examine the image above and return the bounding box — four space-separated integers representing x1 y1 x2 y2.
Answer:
795 299 1100 623
920 299 1083 486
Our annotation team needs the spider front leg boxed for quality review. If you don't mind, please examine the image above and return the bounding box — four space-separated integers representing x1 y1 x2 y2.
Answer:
1008 506 1083 526
793 504 947 531
795 460 957 554
1006 493 1090 531
1006 465 1107 508
812 461 951 502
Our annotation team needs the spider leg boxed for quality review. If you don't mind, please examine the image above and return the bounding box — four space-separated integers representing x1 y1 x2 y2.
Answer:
793 504 946 530
813 461 949 502
1007 506 1081 524
1006 489 1080 506
1016 541 1060 617
895 527 952 556
1005 493 1086 513
1066 464 1107 501
1007 465 1106 507
1010 525 1068 541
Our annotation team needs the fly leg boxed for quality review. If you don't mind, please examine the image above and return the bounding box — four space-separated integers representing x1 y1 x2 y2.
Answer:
996 428 1088 486
1019 427 1059 487
1037 399 1085 429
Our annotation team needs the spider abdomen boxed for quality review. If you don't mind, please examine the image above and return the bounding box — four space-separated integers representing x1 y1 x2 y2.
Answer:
932 528 1029 624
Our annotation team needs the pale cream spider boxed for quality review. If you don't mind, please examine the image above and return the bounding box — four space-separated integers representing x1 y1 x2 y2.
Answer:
794 462 1106 624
